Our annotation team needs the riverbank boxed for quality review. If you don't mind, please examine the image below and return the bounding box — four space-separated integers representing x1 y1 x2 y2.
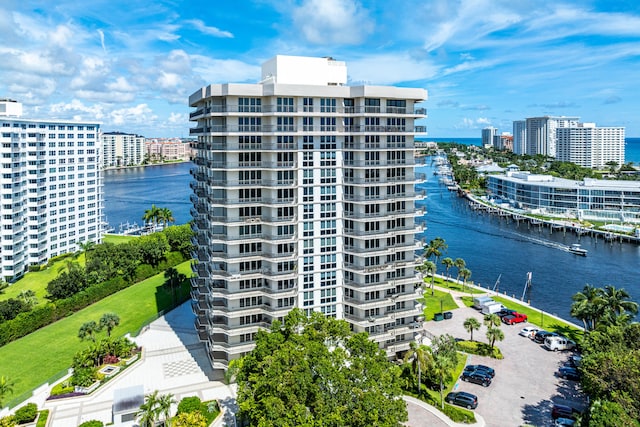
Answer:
103 159 189 171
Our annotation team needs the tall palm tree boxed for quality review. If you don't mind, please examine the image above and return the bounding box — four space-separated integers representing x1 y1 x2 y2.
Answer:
424 237 447 277
99 313 121 338
403 342 431 397
459 267 472 292
142 204 161 228
157 393 176 427
483 313 501 328
0 376 15 407
158 207 175 228
453 258 466 283
463 317 481 341
424 260 437 295
486 327 504 348
432 351 456 409
600 285 638 318
137 390 161 427
570 284 604 331
441 257 454 281
78 321 100 342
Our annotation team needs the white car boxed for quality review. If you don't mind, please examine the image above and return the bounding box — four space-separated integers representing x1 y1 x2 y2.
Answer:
519 326 539 338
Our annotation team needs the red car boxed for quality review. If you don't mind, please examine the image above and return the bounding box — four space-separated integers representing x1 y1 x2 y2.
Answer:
502 313 528 325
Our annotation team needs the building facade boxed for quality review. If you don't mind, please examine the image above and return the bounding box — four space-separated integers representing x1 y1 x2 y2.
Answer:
482 127 497 147
512 120 526 155
0 100 104 281
146 138 192 161
525 116 579 157
188 55 428 369
487 172 640 223
555 124 625 168
102 132 145 168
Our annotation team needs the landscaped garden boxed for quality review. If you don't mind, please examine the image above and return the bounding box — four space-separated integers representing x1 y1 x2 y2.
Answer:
419 289 458 321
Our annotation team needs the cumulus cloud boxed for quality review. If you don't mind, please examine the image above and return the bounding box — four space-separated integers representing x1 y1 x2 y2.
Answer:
292 0 374 45
457 117 492 129
185 19 233 38
110 104 157 126
168 112 186 124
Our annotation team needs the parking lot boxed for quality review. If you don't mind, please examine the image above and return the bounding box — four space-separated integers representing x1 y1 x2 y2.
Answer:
424 303 587 426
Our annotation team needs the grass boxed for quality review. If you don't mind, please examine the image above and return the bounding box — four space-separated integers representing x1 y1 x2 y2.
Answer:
420 290 458 321
491 296 583 341
0 235 138 305
0 260 192 408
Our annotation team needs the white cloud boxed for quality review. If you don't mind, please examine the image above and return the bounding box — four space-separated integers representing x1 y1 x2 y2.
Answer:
157 72 181 89
185 19 233 38
191 55 260 83
110 104 157 126
168 112 186 124
348 53 438 85
457 117 491 129
292 0 374 45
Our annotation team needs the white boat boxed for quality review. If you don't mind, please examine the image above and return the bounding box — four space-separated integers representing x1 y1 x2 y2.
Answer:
568 243 588 256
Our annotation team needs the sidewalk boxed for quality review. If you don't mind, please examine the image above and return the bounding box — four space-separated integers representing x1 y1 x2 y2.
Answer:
404 396 486 427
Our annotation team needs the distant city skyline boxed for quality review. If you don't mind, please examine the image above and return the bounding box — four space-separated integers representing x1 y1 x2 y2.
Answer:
1 0 639 137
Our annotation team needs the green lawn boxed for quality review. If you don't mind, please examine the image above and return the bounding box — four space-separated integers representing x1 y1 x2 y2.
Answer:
0 235 137 305
491 296 583 341
420 290 458 321
0 260 192 408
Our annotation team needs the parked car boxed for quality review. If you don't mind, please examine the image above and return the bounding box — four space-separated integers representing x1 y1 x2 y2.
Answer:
557 366 581 381
461 370 492 387
502 312 528 325
544 336 576 352
463 364 495 378
555 417 576 426
551 404 581 420
533 330 558 343
568 355 582 368
445 391 478 409
497 308 517 318
519 326 539 338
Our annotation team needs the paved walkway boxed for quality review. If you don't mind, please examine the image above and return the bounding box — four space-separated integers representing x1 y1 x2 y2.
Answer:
404 396 486 427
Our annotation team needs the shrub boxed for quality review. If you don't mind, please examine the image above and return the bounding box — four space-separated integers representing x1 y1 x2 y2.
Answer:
0 415 16 427
71 367 97 387
456 340 503 359
13 403 38 424
442 404 476 423
78 421 104 427
35 410 49 427
177 396 202 414
50 382 75 396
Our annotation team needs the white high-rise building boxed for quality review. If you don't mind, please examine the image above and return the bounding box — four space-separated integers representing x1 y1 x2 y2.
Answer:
512 120 526 155
0 100 104 281
556 123 625 168
102 132 145 168
482 127 497 147
188 55 428 369
525 116 580 156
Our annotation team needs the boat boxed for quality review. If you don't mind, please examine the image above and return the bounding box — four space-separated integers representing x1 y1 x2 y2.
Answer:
568 243 588 256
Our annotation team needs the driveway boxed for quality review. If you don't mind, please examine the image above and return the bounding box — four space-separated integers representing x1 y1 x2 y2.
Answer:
423 299 587 427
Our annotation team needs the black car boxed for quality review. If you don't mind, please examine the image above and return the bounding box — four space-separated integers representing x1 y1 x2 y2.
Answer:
557 366 581 381
461 370 492 387
552 404 581 420
496 308 517 318
533 330 558 343
445 391 478 409
463 364 496 378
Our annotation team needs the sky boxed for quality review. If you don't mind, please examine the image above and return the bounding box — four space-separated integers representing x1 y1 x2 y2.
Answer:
1 0 640 138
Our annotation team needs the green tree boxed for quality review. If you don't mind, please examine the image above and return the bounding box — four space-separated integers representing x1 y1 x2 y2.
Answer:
158 393 176 427
17 290 37 308
459 267 472 292
570 284 605 331
600 285 638 319
172 412 207 427
429 334 458 409
463 317 481 341
588 399 637 427
138 233 169 267
453 258 466 283
99 313 120 338
0 376 15 407
424 260 437 296
441 257 454 281
78 321 100 343
424 237 447 278
158 207 175 229
162 224 194 257
233 309 408 426
486 327 504 348
137 390 161 427
483 313 501 328
142 204 161 228
0 280 8 294
403 342 431 397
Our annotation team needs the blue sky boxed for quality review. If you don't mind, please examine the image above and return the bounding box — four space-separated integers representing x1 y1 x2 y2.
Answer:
1 0 640 137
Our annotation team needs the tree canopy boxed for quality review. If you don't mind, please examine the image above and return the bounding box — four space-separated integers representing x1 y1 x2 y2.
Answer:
230 309 408 427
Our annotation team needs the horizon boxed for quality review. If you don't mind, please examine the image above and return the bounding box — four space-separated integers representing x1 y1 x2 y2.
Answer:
1 1 639 137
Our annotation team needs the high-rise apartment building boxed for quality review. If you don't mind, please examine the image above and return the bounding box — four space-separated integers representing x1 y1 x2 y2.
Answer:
525 116 579 157
512 120 526 155
0 99 104 281
188 55 428 369
556 123 625 168
102 132 145 168
481 127 497 147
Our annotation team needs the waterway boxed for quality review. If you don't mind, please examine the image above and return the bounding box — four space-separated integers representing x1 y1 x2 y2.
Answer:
103 159 640 322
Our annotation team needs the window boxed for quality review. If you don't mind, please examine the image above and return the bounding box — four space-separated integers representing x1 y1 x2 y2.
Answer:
277 97 294 112
238 97 261 112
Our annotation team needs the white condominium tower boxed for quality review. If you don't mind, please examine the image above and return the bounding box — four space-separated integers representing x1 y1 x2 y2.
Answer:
555 123 625 168
525 116 579 157
512 120 526 155
102 132 145 168
0 99 104 281
481 127 497 147
188 55 428 369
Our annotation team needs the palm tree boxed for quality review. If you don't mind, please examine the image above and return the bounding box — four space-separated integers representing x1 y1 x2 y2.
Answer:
424 260 437 295
78 321 100 342
424 237 447 277
99 313 121 338
486 327 504 348
600 285 638 318
142 204 161 228
459 267 472 292
570 284 604 331
157 393 176 427
158 207 175 229
483 313 501 328
403 342 431 397
432 350 456 409
453 258 466 283
18 289 37 308
0 376 15 407
441 257 454 281
75 240 96 258
137 390 161 427
463 317 481 341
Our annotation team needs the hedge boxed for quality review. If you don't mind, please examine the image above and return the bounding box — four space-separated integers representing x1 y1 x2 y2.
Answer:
14 403 38 424
0 251 185 347
35 410 49 427
456 340 504 359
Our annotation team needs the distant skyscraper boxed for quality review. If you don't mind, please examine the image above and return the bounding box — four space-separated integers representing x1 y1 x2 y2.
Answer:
482 127 497 147
556 123 625 168
0 99 104 281
525 116 579 157
188 55 427 369
512 120 526 155
102 132 145 168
